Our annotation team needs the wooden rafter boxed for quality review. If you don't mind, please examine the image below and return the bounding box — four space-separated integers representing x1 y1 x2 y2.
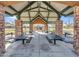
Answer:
47 2 50 21
25 6 38 12
19 1 36 14
5 1 74 17
5 2 36 16
37 1 40 14
42 1 60 18
28 1 31 21
64 11 74 16
21 16 57 18
40 6 52 11
26 11 53 12
61 6 72 13
5 11 13 16
30 14 48 23
8 6 18 12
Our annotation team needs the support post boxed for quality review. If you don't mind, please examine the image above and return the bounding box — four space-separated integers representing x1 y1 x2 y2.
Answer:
45 24 48 31
55 20 63 36
15 20 23 37
74 6 79 55
29 23 33 32
0 4 5 55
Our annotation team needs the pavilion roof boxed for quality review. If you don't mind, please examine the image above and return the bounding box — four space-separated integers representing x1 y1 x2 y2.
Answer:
0 1 76 21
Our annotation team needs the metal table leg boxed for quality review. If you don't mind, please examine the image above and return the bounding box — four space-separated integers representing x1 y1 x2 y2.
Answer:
22 39 25 45
54 39 56 45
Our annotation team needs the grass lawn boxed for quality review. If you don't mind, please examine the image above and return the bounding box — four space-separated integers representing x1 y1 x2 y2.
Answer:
5 28 29 35
5 28 15 35
5 28 74 35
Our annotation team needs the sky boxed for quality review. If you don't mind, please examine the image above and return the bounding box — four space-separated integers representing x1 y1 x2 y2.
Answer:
4 15 74 24
60 15 74 25
4 16 16 23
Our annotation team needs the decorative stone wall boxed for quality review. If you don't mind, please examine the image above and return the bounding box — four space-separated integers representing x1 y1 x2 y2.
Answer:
0 4 5 54
55 20 63 36
15 20 23 37
74 6 79 55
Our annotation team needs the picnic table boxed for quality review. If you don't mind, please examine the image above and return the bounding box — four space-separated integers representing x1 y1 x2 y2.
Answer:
46 33 64 45
15 34 33 45
64 32 72 37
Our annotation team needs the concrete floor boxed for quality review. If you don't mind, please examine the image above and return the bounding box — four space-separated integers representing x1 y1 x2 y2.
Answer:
3 32 78 57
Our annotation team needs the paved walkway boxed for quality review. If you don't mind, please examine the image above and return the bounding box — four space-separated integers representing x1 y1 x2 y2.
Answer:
3 32 78 57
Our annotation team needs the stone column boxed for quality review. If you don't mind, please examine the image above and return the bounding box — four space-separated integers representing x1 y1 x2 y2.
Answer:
0 4 5 55
74 6 79 55
29 23 33 32
45 24 48 31
15 20 23 37
55 20 63 36
41 24 48 32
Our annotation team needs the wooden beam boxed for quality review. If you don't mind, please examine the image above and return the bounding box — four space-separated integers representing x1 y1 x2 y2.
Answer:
25 6 38 12
24 4 53 12
30 14 48 23
65 11 74 16
19 1 36 13
42 1 60 17
37 1 40 14
16 13 21 19
11 2 36 17
5 11 13 16
21 16 57 18
8 6 18 12
47 11 50 21
28 8 31 21
25 6 53 12
40 6 53 11
47 2 50 21
61 6 72 13
27 11 53 12
28 1 32 24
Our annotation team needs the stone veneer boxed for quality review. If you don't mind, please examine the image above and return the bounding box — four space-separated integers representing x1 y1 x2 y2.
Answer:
74 6 79 55
0 4 5 55
55 20 63 36
15 20 23 37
